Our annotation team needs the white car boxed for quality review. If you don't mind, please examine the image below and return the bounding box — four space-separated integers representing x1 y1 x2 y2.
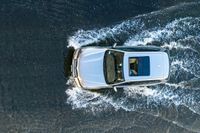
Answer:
71 44 170 90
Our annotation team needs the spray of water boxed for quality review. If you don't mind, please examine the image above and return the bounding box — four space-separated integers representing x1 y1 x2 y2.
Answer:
66 3 200 132
67 16 200 110
68 19 144 48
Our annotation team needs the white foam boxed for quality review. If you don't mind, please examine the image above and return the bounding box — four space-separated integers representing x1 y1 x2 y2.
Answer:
68 19 144 48
124 17 200 47
66 84 200 115
171 57 200 79
161 42 191 50
171 60 190 73
66 11 200 129
66 17 200 113
124 86 156 97
66 87 105 110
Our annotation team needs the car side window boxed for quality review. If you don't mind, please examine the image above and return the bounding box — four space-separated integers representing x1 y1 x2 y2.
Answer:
114 82 136 86
114 46 161 52
115 80 162 86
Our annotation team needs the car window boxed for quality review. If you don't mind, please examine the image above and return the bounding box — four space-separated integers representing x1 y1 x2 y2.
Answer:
129 56 150 76
105 53 116 83
114 46 161 52
129 58 138 76
104 50 124 84
116 80 162 86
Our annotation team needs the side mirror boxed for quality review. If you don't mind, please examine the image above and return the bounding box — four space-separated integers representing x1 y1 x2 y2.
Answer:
113 86 118 92
112 43 117 48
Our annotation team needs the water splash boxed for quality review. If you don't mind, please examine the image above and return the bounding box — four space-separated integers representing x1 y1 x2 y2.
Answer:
67 15 200 107
66 84 200 112
66 3 200 132
124 17 200 45
68 19 144 48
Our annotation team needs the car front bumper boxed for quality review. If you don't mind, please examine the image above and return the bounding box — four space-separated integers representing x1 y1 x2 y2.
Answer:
71 48 82 88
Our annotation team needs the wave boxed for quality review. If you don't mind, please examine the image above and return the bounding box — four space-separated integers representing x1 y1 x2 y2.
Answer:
68 2 200 48
68 19 144 48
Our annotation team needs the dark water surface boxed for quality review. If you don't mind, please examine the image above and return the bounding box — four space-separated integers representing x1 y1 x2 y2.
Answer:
1 0 200 133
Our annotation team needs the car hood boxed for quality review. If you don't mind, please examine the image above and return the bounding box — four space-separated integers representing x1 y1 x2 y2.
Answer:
78 48 108 89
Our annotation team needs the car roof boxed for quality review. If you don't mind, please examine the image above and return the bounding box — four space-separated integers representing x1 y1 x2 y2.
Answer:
123 51 169 82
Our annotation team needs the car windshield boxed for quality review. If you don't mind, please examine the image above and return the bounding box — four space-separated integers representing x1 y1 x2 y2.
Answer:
104 50 124 84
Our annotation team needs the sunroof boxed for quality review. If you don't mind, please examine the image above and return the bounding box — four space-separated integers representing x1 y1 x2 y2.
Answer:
129 58 138 76
129 56 150 76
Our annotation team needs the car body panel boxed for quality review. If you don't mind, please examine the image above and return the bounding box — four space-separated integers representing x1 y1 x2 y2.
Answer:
78 47 108 89
123 52 169 82
71 45 170 89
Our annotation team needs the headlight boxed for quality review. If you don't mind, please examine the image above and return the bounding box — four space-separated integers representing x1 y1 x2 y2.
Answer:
74 78 82 87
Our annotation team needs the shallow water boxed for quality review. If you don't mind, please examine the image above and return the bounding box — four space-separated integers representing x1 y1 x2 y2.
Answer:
1 0 200 133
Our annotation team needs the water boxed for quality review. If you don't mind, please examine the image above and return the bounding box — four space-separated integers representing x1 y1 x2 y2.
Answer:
1 0 200 133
